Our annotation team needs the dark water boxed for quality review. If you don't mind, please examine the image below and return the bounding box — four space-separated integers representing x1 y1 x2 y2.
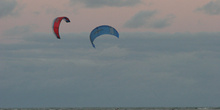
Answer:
0 107 220 110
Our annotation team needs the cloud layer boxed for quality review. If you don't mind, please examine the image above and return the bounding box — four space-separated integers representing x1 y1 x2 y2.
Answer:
1 31 220 107
70 0 142 8
124 10 175 29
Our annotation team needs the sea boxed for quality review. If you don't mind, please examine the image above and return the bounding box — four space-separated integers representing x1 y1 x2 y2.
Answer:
0 107 219 110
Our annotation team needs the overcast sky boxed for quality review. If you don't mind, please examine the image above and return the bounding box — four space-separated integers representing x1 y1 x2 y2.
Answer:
1 0 220 108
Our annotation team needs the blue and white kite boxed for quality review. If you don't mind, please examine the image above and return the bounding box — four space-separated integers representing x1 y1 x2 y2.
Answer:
90 25 119 48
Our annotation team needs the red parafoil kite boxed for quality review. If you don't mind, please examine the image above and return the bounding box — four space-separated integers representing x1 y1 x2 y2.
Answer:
53 16 70 39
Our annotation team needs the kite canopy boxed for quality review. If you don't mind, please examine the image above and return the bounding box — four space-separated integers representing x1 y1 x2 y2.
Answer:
89 25 119 48
53 16 70 39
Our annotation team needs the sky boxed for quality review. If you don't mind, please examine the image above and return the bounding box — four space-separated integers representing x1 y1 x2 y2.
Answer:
1 0 220 108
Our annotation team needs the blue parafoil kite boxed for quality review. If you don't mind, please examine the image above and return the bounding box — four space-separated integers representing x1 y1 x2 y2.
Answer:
53 16 70 39
90 25 119 48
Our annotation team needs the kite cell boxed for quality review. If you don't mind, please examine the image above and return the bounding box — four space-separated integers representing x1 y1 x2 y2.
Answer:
53 16 70 39
90 25 119 48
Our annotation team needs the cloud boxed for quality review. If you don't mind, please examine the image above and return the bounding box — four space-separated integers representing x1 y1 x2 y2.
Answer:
197 0 220 15
1 25 37 43
69 0 142 8
3 25 36 36
124 10 175 29
0 0 17 18
1 32 220 107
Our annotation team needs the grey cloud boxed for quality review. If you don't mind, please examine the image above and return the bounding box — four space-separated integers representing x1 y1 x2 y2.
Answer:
124 10 157 28
197 0 220 15
3 25 36 36
124 10 175 29
0 0 17 18
1 32 220 107
70 0 142 8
